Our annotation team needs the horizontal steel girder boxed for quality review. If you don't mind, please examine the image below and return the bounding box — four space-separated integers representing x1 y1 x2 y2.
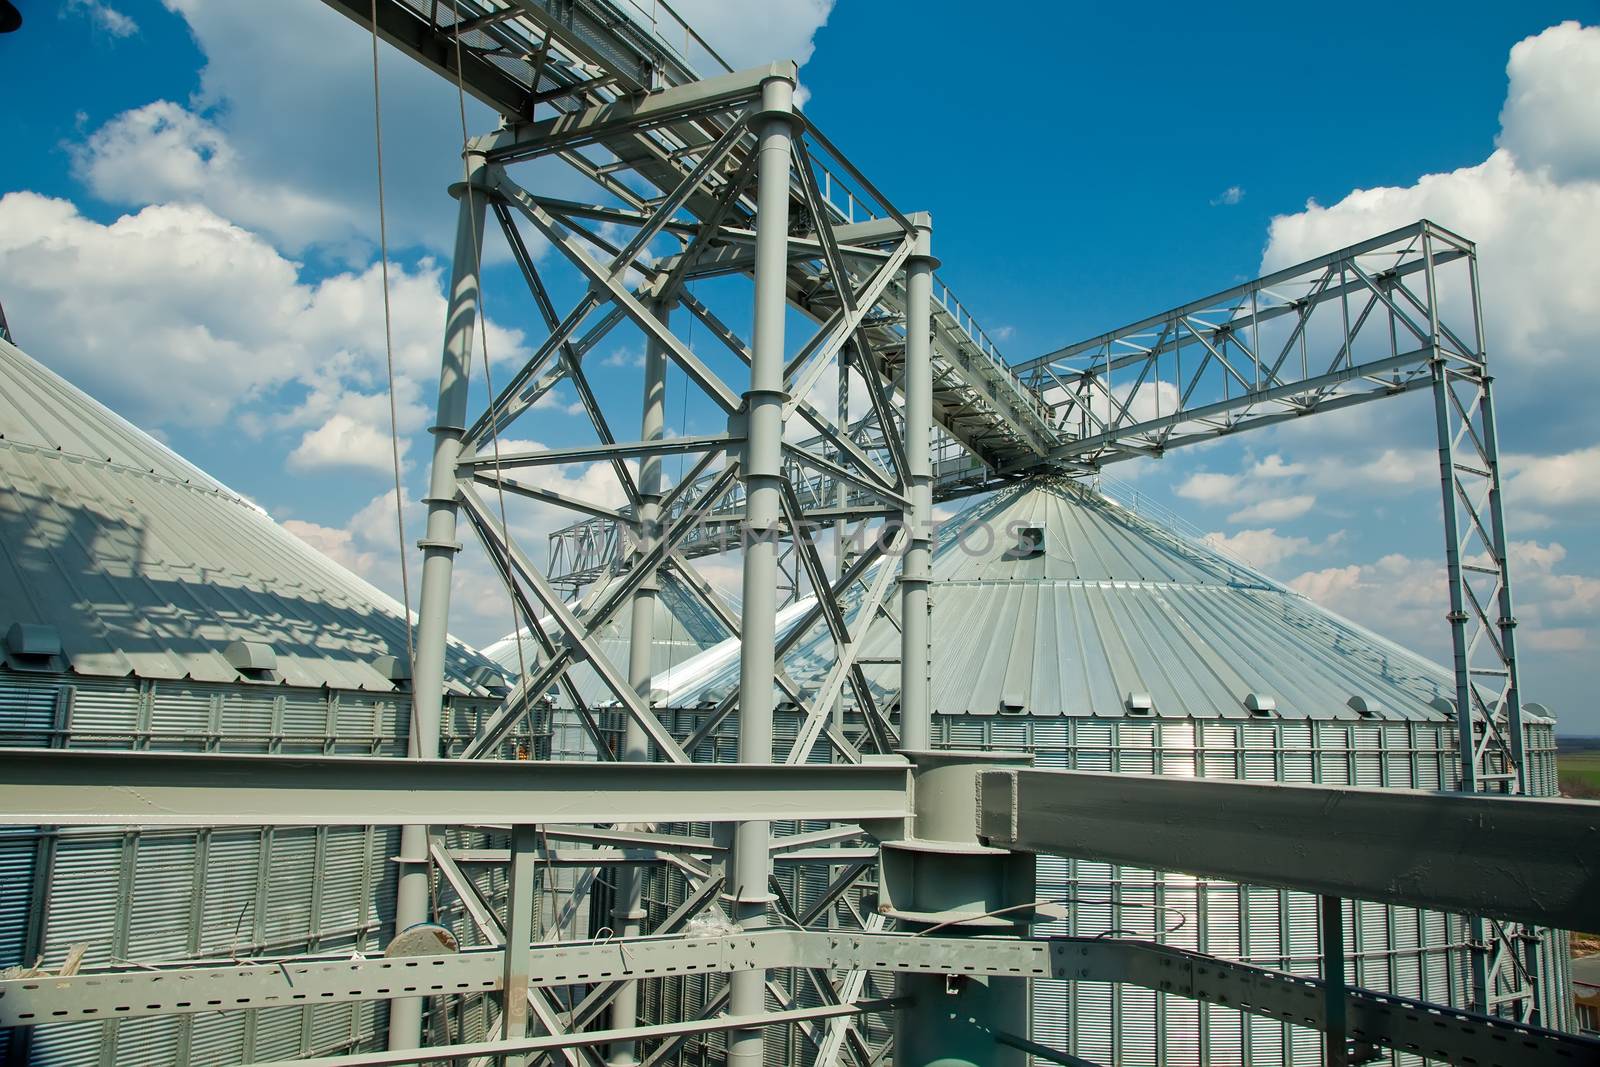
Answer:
977 768 1600 932
0 749 910 827
7 931 1595 1065
259 1000 903 1067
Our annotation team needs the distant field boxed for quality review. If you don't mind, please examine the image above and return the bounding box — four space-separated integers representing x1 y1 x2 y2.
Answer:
1558 751 1600 798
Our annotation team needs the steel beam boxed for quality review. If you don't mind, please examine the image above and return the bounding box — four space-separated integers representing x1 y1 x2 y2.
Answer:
729 67 798 1067
394 147 492 1053
473 62 790 161
0 750 912 827
16 932 1597 1065
257 1001 903 1067
898 214 935 752
976 768 1600 931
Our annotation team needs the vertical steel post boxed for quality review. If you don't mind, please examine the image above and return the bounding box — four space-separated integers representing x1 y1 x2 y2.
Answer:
888 751 1033 1067
1470 276 1528 793
503 824 538 1067
727 69 796 1067
899 214 935 752
390 151 491 1052
608 301 670 1066
832 346 850 739
1320 895 1349 1067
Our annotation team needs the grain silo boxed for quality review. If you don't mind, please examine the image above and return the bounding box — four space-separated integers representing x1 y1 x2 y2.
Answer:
0 337 521 1064
645 474 1567 1065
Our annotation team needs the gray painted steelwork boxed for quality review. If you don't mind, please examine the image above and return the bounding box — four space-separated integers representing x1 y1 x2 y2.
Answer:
0 749 912 827
0 0 1572 1061
10 930 1598 1066
976 768 1600 932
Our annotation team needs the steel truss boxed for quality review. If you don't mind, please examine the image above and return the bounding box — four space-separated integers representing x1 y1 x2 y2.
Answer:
332 5 957 1055
8 0 1556 1062
3 755 1598 1066
530 219 1547 1025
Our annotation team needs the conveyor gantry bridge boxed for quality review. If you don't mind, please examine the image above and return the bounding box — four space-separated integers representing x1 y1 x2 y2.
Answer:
329 0 1543 1044
2 3 1556 1065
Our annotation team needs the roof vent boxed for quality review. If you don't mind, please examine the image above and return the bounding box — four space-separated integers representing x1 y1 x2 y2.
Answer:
375 654 414 685
1125 692 1154 715
1346 695 1381 718
1002 525 1046 561
1243 692 1277 717
999 693 1026 715
224 640 278 681
1428 695 1456 717
5 622 62 672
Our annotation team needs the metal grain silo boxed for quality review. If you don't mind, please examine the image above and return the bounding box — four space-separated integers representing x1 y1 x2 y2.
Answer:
648 474 1565 1066
0 338 518 1064
921 477 1565 1065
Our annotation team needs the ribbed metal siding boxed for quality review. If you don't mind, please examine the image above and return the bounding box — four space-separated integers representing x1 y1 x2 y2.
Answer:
0 668 509 1065
939 713 1563 1067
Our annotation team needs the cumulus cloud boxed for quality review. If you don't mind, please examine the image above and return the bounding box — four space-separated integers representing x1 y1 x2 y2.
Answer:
1203 528 1314 569
1263 23 1600 406
1228 494 1315 524
69 0 838 258
1506 444 1600 509
1210 185 1244 206
73 102 350 254
666 0 834 69
1173 451 1429 526
288 412 407 474
1289 538 1600 662
64 0 508 256
0 193 537 466
1496 22 1600 183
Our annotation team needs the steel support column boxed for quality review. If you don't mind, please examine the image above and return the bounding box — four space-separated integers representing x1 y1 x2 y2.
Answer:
504 824 538 1067
886 751 1035 1067
393 149 491 1054
608 299 671 1066
898 214 935 752
1321 895 1350 1067
729 68 797 1067
1426 224 1537 1020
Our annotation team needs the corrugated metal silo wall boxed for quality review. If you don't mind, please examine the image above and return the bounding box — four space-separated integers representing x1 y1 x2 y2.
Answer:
935 712 1568 1066
0 668 548 1065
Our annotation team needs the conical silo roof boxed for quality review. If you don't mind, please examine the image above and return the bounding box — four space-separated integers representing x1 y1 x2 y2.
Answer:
483 567 734 707
657 476 1464 723
0 338 498 693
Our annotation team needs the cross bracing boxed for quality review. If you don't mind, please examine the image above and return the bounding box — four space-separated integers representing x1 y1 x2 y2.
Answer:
0 1 1590 1065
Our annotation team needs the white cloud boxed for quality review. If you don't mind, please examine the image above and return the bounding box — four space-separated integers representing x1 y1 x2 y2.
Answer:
1204 528 1314 569
0 193 539 458
1497 22 1600 183
64 0 512 256
1176 470 1241 505
73 102 349 254
1506 444 1600 508
65 0 137 36
287 412 407 474
1228 494 1315 524
1263 23 1600 394
665 0 835 70
1210 185 1244 207
282 516 377 576
71 0 837 259
1289 537 1600 662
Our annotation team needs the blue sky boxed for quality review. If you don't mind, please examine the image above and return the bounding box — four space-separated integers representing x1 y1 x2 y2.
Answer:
2 1 1598 732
